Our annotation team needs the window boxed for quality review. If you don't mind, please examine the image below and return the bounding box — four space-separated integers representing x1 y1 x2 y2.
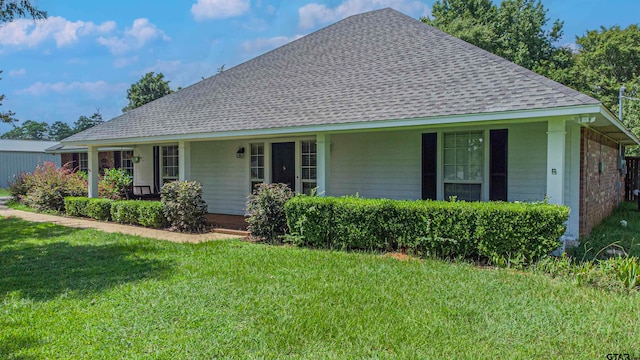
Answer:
78 152 88 173
162 145 179 184
250 143 264 191
443 131 483 201
301 140 317 195
121 150 134 178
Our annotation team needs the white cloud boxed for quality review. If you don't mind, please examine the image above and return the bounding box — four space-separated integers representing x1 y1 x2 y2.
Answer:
298 0 430 29
0 16 115 47
17 80 127 98
242 35 303 54
8 68 26 77
142 59 218 88
114 56 139 68
191 0 250 21
98 18 170 55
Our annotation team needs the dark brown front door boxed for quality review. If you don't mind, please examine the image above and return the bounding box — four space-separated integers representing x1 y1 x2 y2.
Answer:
272 142 295 189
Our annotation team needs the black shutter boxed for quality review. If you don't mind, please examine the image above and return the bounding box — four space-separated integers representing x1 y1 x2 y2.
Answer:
153 146 160 193
72 153 79 171
489 129 508 201
422 133 437 200
114 151 121 169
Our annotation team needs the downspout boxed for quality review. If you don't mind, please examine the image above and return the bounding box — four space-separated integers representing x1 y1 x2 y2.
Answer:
618 86 626 207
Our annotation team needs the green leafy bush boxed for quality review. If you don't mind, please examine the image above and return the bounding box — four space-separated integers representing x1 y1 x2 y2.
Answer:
64 197 90 217
246 183 294 243
161 181 208 232
285 196 569 263
99 168 132 200
22 162 87 212
86 198 113 221
110 200 140 224
137 201 166 229
8 172 30 202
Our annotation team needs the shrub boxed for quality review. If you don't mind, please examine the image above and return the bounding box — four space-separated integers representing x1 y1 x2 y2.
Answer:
285 196 569 263
137 201 166 229
111 200 140 224
86 198 113 221
99 168 132 200
23 162 87 212
246 183 294 243
64 197 90 217
8 172 31 202
161 181 208 232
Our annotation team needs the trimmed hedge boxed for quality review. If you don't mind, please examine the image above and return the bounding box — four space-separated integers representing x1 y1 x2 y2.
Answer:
86 198 113 221
285 196 570 264
64 197 91 217
64 197 166 229
137 202 166 229
111 200 140 224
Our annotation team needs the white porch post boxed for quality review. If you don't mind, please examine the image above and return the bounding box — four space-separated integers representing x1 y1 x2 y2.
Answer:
316 134 330 196
178 141 191 181
88 145 99 198
546 119 566 205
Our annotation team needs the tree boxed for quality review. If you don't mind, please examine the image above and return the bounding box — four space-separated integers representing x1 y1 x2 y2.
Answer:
422 0 572 81
0 120 50 140
73 112 104 133
572 25 640 150
1 1 47 123
49 121 74 140
122 72 174 112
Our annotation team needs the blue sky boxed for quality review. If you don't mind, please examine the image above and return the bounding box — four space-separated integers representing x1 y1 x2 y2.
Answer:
1 0 639 135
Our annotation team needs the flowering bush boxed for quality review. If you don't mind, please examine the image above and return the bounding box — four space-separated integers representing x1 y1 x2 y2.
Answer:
22 162 87 212
246 183 294 243
99 168 132 200
161 181 208 232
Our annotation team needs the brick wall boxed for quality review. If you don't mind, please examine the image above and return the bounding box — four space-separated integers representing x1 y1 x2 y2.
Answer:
61 153 74 167
59 151 115 173
579 127 625 236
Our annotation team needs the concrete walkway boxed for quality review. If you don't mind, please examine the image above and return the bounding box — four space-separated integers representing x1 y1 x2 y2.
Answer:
0 197 242 243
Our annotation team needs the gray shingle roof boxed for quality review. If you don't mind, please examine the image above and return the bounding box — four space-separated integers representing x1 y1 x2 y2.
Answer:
65 8 599 143
0 140 60 153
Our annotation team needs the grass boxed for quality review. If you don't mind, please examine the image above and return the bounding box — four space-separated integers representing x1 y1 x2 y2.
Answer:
1 217 639 359
571 201 640 260
0 188 10 197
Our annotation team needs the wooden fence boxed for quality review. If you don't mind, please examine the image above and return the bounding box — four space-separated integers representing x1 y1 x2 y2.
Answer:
625 156 640 201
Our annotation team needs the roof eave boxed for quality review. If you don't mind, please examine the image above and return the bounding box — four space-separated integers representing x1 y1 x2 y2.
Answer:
61 104 631 146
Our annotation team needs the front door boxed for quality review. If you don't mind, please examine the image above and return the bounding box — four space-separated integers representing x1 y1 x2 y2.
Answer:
272 142 295 189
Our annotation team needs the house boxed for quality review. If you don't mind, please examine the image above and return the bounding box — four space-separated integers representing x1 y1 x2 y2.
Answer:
46 144 135 177
0 140 61 188
62 8 639 240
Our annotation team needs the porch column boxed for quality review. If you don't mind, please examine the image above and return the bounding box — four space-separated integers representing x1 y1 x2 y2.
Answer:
88 145 99 198
316 134 330 196
178 140 191 181
546 119 566 205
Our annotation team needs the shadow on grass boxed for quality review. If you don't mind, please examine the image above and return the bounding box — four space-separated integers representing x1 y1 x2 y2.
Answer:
0 334 39 360
0 217 76 243
0 218 173 301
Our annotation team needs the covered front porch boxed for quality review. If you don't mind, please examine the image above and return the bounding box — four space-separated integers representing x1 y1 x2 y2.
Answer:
81 117 591 238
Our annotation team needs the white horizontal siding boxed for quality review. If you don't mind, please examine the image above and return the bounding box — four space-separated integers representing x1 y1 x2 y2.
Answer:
0 152 61 188
191 140 248 215
507 122 547 202
133 145 154 190
329 130 421 199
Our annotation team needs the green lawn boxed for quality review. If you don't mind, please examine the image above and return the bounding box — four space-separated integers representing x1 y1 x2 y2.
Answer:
1 217 638 359
572 201 640 259
0 188 10 197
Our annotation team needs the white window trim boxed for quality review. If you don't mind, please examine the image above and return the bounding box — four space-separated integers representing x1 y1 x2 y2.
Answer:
78 152 88 172
161 145 179 185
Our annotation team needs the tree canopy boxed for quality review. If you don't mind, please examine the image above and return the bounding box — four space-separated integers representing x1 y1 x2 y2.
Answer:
122 72 174 112
1 112 105 140
422 0 572 82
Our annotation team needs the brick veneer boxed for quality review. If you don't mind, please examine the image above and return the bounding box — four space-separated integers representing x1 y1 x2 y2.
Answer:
579 127 625 236
60 151 116 174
